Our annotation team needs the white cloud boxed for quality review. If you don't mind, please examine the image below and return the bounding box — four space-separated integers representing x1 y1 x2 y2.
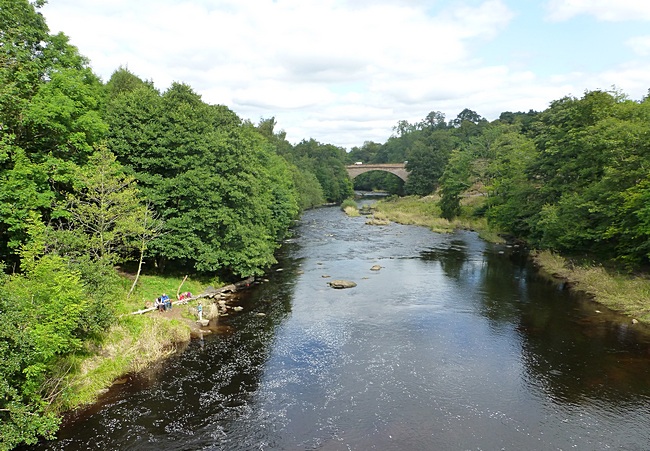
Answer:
546 0 650 22
627 35 650 56
39 1 650 149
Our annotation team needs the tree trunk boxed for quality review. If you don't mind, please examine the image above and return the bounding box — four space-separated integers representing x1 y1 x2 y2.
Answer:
127 238 146 298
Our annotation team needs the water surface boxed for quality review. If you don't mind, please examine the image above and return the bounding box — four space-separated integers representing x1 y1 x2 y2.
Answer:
35 204 650 450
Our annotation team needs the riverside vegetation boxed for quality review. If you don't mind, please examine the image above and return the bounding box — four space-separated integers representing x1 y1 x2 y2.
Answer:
2 0 650 449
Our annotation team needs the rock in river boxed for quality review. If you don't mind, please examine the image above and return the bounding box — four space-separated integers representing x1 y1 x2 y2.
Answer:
328 280 357 289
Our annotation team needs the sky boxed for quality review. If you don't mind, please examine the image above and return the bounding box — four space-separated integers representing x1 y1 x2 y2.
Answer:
41 0 650 150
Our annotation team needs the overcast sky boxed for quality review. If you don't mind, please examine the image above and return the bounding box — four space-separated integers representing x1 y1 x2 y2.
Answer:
41 0 650 150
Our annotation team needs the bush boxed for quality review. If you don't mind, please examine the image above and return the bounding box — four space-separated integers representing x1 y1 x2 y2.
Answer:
340 198 357 211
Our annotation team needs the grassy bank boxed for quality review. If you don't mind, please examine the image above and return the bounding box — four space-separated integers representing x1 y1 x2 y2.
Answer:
372 195 650 324
55 273 213 412
373 195 504 243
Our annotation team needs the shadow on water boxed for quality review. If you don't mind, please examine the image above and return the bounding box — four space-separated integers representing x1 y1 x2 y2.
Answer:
424 236 650 405
28 244 304 451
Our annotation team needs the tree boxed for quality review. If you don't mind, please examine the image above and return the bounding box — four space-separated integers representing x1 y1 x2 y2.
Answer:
0 218 100 450
0 0 50 139
419 110 447 130
0 148 53 263
404 131 455 195
105 81 301 276
485 127 537 235
292 139 353 203
127 203 164 298
0 0 107 263
54 146 149 264
439 149 472 220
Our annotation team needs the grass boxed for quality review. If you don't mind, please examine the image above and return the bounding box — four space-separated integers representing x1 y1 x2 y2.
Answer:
60 315 191 409
55 271 216 411
343 205 360 217
374 195 505 242
121 272 212 312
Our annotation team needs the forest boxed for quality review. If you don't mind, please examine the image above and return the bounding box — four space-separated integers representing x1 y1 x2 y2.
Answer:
1 0 649 449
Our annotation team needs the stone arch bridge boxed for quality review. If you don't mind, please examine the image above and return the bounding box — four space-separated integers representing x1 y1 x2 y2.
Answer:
345 163 409 182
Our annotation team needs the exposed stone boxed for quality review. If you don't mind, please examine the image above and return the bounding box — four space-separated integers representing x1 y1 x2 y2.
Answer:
370 265 382 271
328 280 357 289
197 319 210 327
204 303 220 320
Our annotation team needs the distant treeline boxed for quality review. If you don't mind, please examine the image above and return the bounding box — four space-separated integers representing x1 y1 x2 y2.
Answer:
349 93 650 268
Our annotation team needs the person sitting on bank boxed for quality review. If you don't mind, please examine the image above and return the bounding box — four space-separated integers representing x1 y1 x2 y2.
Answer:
161 293 171 310
155 297 164 312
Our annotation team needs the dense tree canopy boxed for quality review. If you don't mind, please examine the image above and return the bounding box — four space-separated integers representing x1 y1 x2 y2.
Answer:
104 76 300 276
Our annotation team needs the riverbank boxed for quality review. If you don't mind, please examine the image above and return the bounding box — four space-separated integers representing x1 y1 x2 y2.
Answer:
532 251 650 323
372 195 650 324
54 272 254 413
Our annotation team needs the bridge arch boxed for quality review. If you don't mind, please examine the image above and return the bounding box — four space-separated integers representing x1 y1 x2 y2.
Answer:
345 163 408 182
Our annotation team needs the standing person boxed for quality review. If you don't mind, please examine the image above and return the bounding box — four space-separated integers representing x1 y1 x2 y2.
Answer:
198 302 203 321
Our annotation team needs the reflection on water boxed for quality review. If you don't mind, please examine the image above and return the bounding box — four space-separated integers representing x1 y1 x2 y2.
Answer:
31 205 650 450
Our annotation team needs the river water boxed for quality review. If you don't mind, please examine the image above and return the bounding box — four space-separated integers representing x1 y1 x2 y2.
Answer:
35 203 650 450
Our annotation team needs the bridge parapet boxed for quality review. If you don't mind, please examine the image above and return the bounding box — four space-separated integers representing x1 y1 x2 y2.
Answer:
345 163 408 182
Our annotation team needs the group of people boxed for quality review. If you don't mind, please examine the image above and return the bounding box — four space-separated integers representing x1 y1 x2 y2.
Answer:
155 293 172 312
178 291 193 302
153 292 194 312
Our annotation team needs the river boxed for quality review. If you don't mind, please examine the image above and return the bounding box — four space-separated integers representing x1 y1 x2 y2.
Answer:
34 203 650 450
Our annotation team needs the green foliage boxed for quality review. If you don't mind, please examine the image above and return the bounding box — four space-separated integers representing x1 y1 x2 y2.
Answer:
105 81 300 276
21 67 107 164
0 149 54 260
439 149 471 220
0 0 107 266
483 126 537 235
55 146 149 263
340 198 357 211
404 130 456 195
442 89 650 267
105 66 154 99
3 4 650 446
290 166 325 209
347 141 383 164
291 139 354 203
0 253 92 449
0 0 50 137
